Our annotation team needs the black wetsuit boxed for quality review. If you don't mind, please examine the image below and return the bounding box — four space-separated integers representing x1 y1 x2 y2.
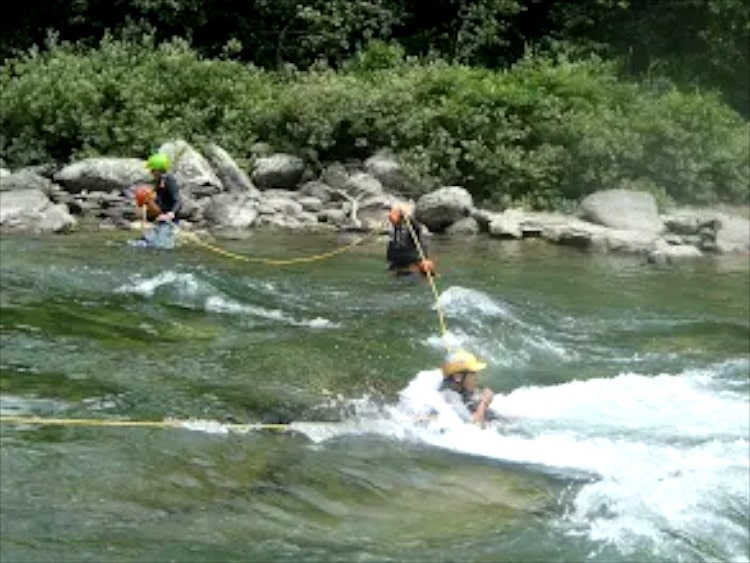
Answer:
387 220 427 271
155 173 182 217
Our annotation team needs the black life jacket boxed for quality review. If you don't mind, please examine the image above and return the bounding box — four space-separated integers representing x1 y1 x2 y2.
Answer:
155 173 182 216
387 222 421 267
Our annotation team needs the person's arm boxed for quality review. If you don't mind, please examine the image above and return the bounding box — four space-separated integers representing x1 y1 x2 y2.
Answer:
471 388 494 426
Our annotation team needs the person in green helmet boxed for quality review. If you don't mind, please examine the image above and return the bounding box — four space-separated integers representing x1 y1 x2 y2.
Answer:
133 153 182 249
145 153 182 222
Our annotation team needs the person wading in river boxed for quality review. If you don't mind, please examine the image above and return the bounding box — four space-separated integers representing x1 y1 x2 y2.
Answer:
132 152 182 248
386 203 436 279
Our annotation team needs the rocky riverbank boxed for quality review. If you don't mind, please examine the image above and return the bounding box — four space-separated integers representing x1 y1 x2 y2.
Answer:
1 139 748 265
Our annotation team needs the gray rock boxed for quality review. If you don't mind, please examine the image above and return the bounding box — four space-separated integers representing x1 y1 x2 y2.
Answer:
715 213 750 254
54 158 149 193
203 193 258 229
446 217 479 236
0 169 56 194
0 188 76 232
648 240 703 263
364 150 407 192
257 197 303 217
415 186 474 232
581 189 664 235
320 163 350 192
344 172 384 198
206 143 259 195
298 196 324 212
251 153 305 190
299 181 333 203
318 208 348 225
159 140 223 197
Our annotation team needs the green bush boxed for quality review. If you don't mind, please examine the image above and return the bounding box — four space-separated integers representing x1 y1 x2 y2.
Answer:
1 39 748 208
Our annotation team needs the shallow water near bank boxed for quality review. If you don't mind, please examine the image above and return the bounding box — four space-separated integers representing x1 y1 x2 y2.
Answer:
1 231 748 562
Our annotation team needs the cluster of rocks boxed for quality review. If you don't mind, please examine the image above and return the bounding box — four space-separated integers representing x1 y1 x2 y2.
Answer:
1 139 748 263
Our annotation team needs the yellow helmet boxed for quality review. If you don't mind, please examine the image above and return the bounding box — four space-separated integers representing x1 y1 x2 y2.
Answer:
442 349 487 377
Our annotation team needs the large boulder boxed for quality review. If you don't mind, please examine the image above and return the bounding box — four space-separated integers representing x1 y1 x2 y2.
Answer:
364 150 408 193
53 158 149 193
251 153 305 190
715 213 750 254
344 172 384 198
415 186 474 232
206 143 259 195
0 169 56 194
580 189 664 235
158 140 223 197
203 193 258 229
0 189 76 232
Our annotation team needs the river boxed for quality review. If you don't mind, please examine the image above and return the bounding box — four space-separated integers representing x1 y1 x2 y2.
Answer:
1 230 748 562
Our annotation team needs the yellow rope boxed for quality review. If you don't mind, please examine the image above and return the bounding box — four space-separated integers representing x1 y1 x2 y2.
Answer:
0 415 290 432
403 215 450 347
175 227 379 266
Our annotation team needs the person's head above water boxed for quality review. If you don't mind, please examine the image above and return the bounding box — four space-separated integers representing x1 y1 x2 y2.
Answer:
442 349 487 384
388 202 415 225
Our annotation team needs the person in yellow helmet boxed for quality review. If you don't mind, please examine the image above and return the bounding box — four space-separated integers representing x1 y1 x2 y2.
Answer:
386 203 435 278
439 349 496 426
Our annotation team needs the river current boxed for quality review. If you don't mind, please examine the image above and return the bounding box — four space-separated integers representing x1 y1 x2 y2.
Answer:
1 231 748 562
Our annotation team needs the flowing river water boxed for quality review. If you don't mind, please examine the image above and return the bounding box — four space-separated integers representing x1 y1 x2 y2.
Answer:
1 230 748 562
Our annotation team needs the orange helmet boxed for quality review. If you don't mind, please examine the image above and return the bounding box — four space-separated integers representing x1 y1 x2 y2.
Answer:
134 185 154 207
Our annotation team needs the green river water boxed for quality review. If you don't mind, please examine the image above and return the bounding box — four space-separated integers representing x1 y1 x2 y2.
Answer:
1 231 748 563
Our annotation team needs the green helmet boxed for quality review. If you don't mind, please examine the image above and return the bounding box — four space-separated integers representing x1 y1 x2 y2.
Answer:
146 153 170 171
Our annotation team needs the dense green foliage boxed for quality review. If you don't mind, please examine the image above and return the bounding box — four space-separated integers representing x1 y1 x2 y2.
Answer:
1 0 747 115
2 39 748 208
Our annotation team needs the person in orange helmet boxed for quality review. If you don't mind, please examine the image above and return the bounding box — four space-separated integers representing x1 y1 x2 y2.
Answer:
386 203 435 278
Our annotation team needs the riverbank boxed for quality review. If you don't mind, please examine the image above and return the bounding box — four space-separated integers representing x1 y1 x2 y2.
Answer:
1 139 748 265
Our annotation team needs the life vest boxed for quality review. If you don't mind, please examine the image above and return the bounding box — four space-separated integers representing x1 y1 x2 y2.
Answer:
387 223 420 267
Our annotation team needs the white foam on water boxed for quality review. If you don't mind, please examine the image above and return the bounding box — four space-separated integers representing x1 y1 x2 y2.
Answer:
438 286 514 319
204 296 338 328
167 359 748 559
434 286 574 363
116 271 202 298
0 394 72 416
116 272 337 328
385 361 750 561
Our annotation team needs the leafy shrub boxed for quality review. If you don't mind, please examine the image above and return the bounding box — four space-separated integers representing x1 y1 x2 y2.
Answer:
1 39 747 208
